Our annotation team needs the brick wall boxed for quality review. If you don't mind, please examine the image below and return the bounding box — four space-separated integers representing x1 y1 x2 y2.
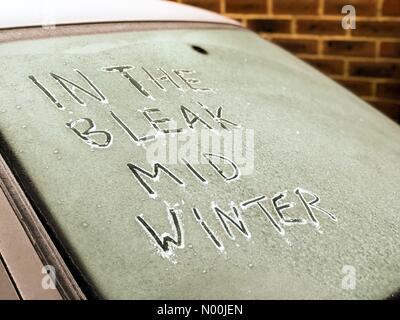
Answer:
171 0 400 123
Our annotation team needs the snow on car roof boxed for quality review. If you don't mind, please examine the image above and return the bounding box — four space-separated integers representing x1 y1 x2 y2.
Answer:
0 0 240 30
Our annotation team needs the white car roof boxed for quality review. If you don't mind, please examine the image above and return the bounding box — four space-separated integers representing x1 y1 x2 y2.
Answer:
0 0 239 30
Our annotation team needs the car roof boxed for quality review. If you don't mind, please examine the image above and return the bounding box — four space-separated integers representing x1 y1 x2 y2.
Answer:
0 0 240 30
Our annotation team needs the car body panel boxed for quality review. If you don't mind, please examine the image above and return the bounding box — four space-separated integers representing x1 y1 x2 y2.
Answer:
0 152 85 299
0 256 19 300
0 0 239 30
0 175 62 299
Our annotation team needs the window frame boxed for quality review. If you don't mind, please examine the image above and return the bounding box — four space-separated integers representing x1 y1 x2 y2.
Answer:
0 150 85 299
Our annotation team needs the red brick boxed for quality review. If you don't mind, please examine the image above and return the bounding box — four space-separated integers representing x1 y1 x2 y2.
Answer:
181 0 220 12
324 0 377 16
235 18 244 25
377 82 400 99
247 19 291 33
324 40 375 57
297 19 345 35
380 42 400 58
336 79 373 96
273 0 319 15
367 99 400 122
226 0 267 14
349 61 400 79
303 57 344 75
382 0 400 16
271 38 318 54
352 21 400 38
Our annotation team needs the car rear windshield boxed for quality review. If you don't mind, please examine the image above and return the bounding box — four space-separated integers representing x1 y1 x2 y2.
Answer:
0 23 399 299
